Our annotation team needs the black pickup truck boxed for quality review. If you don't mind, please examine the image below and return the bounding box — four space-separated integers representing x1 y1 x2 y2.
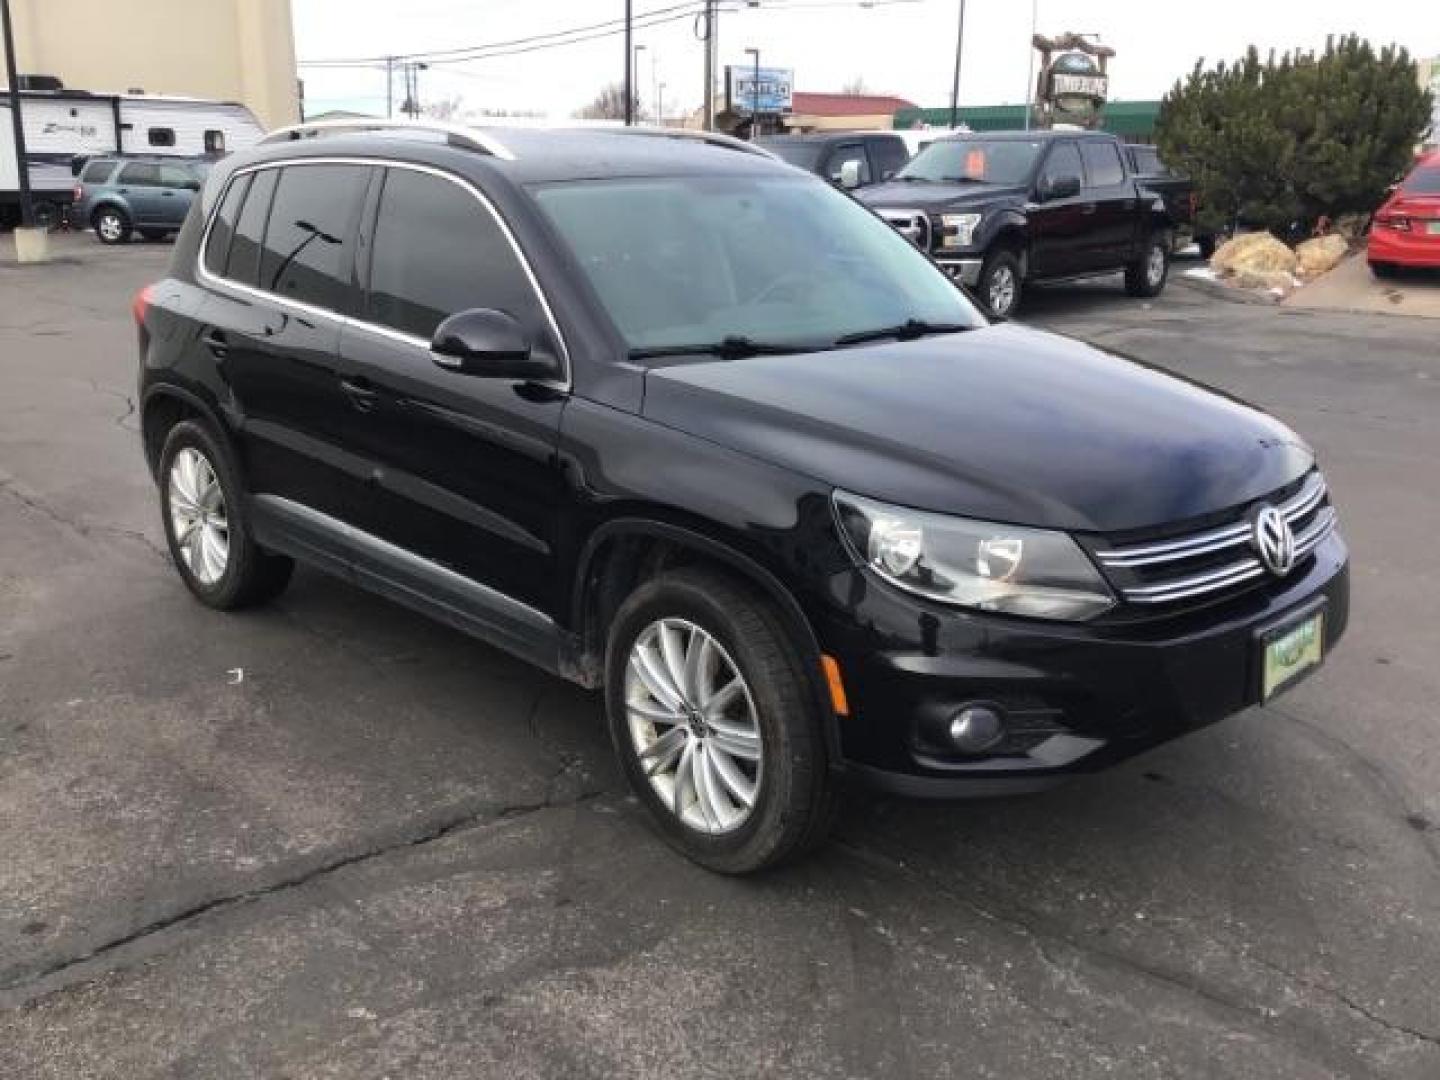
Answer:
858 130 1181 318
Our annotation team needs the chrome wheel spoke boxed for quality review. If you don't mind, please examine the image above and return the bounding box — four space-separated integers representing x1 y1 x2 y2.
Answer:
627 698 684 726
658 621 691 704
631 641 685 713
682 631 713 708
672 741 696 819
692 745 727 829
168 448 229 585
708 746 757 808
710 728 761 763
639 726 687 776
703 676 743 719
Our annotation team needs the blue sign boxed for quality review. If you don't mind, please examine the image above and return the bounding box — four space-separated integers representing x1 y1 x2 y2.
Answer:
727 65 794 115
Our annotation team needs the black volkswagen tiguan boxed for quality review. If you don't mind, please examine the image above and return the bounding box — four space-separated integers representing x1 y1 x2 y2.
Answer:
134 121 1348 873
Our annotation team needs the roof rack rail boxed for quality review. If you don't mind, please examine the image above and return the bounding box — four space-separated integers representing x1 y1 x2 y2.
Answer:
258 118 514 161
613 126 779 160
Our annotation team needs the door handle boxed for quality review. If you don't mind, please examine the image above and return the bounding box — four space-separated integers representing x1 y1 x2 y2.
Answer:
201 329 229 358
340 378 379 412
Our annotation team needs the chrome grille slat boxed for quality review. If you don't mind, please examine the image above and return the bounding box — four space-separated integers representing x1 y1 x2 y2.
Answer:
1096 473 1326 568
1100 476 1337 606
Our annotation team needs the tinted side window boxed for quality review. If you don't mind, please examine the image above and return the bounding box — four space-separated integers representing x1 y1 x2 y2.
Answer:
118 162 160 186
204 130 226 154
148 127 176 147
826 144 870 185
259 164 370 311
158 164 196 190
1130 146 1161 174
204 173 251 278
80 160 113 183
366 168 541 340
1080 141 1125 187
1041 141 1083 188
870 137 908 180
226 168 277 286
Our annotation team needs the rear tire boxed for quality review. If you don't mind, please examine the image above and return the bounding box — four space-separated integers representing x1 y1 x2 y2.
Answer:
977 249 1023 319
93 206 131 244
1126 232 1171 297
158 420 293 610
604 567 839 874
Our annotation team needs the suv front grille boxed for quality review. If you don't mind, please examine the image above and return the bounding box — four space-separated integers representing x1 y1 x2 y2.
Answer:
1092 472 1336 606
875 208 931 252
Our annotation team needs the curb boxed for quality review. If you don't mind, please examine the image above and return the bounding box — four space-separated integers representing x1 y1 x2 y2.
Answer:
1172 272 1278 307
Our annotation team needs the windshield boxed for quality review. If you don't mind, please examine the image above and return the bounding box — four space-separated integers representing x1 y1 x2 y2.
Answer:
533 174 983 352
760 141 825 171
898 138 1045 185
1403 166 1440 194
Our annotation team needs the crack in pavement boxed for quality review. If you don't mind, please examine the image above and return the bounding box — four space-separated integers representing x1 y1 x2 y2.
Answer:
1244 950 1440 1049
0 475 166 563
0 780 609 1008
832 838 1438 1062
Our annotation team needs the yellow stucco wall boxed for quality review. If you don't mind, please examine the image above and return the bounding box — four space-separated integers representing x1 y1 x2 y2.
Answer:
7 0 298 130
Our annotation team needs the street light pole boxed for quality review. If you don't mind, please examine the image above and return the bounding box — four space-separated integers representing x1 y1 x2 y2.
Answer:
1 0 36 229
745 47 759 139
948 0 965 130
623 0 634 125
633 43 646 123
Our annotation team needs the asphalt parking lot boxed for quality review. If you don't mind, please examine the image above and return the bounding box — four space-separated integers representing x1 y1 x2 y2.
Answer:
2 233 1438 1079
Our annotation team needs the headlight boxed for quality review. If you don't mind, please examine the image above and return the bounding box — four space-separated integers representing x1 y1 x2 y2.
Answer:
833 491 1115 621
938 212 982 249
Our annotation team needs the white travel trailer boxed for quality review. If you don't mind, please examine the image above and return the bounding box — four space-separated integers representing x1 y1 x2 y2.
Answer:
1 88 265 227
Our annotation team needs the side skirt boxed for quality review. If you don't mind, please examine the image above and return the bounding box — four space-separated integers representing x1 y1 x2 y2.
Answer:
250 493 566 678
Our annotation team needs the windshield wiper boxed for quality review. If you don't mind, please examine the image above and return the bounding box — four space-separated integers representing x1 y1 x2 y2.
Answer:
628 335 816 360
833 319 973 346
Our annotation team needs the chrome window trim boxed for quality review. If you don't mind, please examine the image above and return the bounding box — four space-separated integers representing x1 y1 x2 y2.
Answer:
194 155 572 391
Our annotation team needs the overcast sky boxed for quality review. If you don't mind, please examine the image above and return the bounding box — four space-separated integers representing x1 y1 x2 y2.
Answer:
293 0 1440 121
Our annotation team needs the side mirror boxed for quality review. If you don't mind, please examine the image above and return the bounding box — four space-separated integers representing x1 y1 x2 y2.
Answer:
838 159 864 190
431 308 553 381
1040 174 1081 201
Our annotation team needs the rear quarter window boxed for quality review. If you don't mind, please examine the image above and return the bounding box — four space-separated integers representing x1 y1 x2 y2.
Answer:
203 173 252 278
80 160 113 184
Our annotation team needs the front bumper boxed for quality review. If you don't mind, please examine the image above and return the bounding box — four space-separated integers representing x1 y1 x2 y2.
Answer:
816 530 1349 797
936 256 982 286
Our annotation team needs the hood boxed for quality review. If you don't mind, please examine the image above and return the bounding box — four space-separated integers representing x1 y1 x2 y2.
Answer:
857 180 1027 213
641 324 1313 534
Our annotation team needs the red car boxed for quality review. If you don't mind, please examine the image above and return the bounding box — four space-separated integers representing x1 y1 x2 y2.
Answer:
1369 150 1440 276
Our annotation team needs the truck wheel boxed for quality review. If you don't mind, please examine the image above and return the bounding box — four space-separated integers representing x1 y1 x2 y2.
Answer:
1126 232 1171 297
977 250 1022 319
93 206 132 244
604 566 839 874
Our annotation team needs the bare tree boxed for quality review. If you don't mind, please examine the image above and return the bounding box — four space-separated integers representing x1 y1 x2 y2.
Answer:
841 76 870 96
574 82 647 121
423 95 466 122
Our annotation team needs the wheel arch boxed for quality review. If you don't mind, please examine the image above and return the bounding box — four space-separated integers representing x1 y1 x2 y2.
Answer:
90 199 129 225
140 383 232 479
568 515 844 766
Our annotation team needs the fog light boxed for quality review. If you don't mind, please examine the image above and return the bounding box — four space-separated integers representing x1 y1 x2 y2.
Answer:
948 704 1004 753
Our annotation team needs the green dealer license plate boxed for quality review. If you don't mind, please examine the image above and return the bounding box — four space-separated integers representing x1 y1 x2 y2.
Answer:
1261 611 1325 701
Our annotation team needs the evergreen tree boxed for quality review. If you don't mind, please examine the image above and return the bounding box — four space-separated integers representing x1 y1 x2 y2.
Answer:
1157 36 1432 238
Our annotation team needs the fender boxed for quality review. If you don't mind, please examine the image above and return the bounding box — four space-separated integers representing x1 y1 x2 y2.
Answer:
138 380 234 477
570 516 845 770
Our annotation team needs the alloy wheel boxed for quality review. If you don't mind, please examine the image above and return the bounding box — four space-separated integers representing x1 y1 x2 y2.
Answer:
168 447 230 585
98 213 123 242
1147 244 1166 286
624 618 763 834
989 265 1016 315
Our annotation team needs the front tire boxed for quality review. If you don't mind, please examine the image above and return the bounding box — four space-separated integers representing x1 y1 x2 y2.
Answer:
977 249 1023 319
1126 232 1171 297
93 206 131 244
158 421 293 609
604 567 839 874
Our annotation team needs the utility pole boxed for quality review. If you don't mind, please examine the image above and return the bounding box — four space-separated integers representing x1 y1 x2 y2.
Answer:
385 56 394 119
948 0 966 129
1 0 36 230
744 47 759 139
623 0 633 125
1023 0 1038 131
701 0 716 130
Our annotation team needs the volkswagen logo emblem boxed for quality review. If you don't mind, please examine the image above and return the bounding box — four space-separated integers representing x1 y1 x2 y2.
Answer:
1252 505 1296 576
